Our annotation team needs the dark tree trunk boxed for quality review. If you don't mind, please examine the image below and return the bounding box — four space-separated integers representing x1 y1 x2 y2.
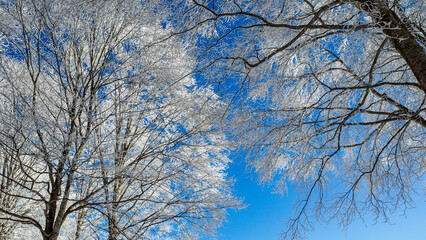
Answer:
351 0 426 93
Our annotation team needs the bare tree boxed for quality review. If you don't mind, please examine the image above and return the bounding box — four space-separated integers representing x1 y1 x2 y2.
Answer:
0 1 241 239
160 0 426 238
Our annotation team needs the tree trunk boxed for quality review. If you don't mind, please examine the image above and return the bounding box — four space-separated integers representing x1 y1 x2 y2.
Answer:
74 209 87 240
350 0 426 93
388 33 426 93
108 179 122 240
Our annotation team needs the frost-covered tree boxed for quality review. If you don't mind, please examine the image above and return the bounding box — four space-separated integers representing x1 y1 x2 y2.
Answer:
0 1 240 239
160 0 426 238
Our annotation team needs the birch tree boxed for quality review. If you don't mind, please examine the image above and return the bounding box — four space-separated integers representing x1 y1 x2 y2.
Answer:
161 0 426 238
0 1 240 239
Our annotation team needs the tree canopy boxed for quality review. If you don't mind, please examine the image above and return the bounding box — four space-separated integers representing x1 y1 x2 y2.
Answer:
0 1 241 239
159 0 425 238
0 0 425 239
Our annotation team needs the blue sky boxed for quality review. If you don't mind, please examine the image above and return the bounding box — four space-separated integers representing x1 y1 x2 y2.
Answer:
214 156 426 240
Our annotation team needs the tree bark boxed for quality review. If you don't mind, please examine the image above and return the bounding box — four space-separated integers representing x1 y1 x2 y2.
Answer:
350 0 426 94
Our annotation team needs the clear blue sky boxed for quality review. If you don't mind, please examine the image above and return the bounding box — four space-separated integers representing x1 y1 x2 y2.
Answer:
213 155 426 240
